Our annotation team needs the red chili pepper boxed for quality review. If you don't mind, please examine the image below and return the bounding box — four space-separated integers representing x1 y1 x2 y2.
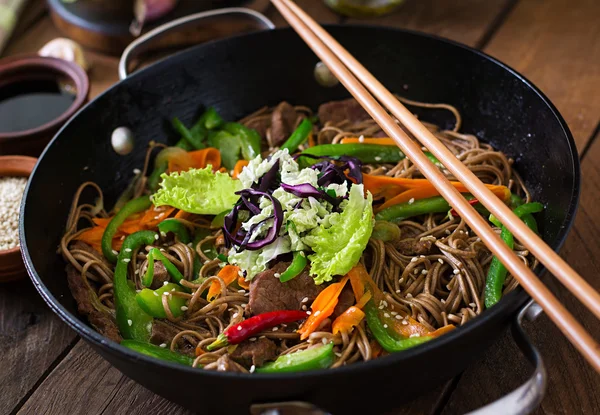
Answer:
449 198 479 217
205 310 308 351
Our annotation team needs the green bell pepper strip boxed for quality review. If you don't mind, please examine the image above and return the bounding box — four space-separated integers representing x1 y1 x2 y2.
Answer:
484 202 544 308
115 230 156 341
302 143 405 164
210 130 241 170
223 122 262 160
256 343 335 373
148 162 168 192
280 118 313 153
425 152 444 168
211 210 230 229
121 340 195 366
136 283 187 318
279 251 308 283
364 300 432 352
172 117 205 150
142 247 186 287
158 219 190 244
102 196 152 263
200 107 224 130
510 194 538 233
375 194 485 223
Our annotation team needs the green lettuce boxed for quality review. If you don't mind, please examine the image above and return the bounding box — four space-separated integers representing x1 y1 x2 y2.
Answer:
304 184 374 284
153 166 242 215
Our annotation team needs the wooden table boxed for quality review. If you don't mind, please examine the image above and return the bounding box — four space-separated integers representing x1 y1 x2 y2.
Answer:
2 1 599 414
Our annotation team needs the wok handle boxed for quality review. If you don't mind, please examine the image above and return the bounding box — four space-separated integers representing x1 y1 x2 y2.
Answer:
118 7 275 80
466 300 547 415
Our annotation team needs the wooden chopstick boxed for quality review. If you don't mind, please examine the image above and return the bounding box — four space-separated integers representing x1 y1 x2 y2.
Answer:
272 0 600 372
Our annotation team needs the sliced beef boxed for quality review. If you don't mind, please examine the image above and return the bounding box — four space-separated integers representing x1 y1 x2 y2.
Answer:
150 321 196 357
245 116 271 140
395 238 434 256
230 337 278 368
270 101 298 147
248 262 322 315
215 355 245 372
331 285 356 320
66 264 122 343
149 261 169 289
318 98 371 126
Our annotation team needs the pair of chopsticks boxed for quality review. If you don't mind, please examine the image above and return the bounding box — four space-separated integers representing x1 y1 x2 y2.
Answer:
271 0 600 371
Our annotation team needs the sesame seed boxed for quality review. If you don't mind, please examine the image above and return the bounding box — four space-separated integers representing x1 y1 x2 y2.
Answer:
302 305 307 310
133 168 141 175
421 269 428 275
299 251 306 257
274 273 281 278
232 313 239 319
383 324 388 328
410 333 420 338
314 310 321 316
238 289 246 293
154 234 159 240
413 269 418 274
181 306 188 311
358 135 365 143
395 315 402 320
384 313 390 318
438 258 444 264
127 319 132 326
112 250 118 256
453 269 460 274
171 288 175 292
406 293 413 298
399 278 404 283
237 326 243 331
445 230 451 235
122 258 130 263
441 299 446 304
374 156 382 161
396 290 401 293
334 352 342 357
204 249 211 253
302 297 309 303
125 248 132 252
307 311 312 315
402 320 408 325
469 302 476 308
163 281 169 286
391 311 398 315
163 292 170 296
120 236 125 241
159 343 167 348
408 198 415 204
250 337 257 342
419 255 425 258
382 300 388 307
411 257 418 263
153 292 159 296
272 327 278 331
160 231 167 237
204 260 210 264
322 338 328 345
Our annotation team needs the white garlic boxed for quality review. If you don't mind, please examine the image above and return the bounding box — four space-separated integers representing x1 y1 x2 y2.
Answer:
39 38 89 71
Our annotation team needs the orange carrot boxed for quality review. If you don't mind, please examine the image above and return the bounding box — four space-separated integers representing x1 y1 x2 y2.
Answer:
174 210 193 220
297 275 350 340
207 265 240 301
138 205 176 229
340 137 397 146
75 226 124 252
307 131 315 148
232 160 249 179
429 324 456 337
332 306 365 335
168 148 221 173
237 275 250 290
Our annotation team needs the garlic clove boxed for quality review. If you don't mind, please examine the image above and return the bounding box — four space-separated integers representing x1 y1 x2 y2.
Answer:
39 38 89 72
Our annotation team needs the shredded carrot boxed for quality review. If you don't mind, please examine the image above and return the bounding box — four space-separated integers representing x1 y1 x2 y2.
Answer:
207 265 240 301
195 345 206 357
332 306 365 335
340 137 397 146
174 210 193 220
355 291 372 309
429 324 456 337
237 275 250 290
307 131 315 148
232 159 249 179
138 205 176 229
75 226 124 252
168 148 221 173
297 275 350 340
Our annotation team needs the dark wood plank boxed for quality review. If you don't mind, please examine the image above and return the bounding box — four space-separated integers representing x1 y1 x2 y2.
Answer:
345 0 513 47
483 0 600 152
0 279 77 415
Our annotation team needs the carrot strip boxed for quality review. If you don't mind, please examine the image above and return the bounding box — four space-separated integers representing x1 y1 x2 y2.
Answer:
237 275 250 290
138 205 176 229
232 160 249 179
207 265 240 301
189 148 221 171
332 306 365 335
429 324 456 337
297 275 350 340
340 137 397 146
307 131 315 148
75 226 124 252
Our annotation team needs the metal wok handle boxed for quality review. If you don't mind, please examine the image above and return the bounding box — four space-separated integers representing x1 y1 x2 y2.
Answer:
118 7 275 80
467 300 547 415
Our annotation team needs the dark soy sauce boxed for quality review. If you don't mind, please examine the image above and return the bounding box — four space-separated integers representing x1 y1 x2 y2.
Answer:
0 79 76 133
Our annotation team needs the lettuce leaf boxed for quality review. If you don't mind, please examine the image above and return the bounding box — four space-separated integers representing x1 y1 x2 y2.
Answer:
304 184 374 284
153 166 242 215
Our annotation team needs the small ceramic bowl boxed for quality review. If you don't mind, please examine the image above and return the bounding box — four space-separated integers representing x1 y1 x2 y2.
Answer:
0 55 89 156
0 156 38 282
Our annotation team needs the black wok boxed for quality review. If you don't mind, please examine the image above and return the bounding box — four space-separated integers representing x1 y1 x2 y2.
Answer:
20 22 580 415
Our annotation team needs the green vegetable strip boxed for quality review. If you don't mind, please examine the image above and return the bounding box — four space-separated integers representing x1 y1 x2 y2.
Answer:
158 219 190 244
281 118 313 153
121 340 195 366
375 194 480 223
115 231 156 341
510 194 539 233
279 252 308 283
484 202 544 308
302 143 405 164
102 196 152 263
364 300 431 352
200 107 224 130
223 122 262 160
425 152 444 168
143 248 185 286
172 117 205 149
136 283 187 318
256 343 334 373
148 162 168 192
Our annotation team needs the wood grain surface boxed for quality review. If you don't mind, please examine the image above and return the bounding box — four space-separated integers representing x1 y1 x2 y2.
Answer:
2 0 599 414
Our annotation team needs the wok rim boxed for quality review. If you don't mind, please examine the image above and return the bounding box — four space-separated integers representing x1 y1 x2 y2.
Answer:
20 25 581 381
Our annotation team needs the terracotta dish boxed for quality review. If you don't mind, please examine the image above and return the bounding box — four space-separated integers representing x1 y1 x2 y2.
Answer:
0 156 37 282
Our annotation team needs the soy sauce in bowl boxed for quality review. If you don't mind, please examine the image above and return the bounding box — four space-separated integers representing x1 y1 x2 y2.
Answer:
0 79 77 133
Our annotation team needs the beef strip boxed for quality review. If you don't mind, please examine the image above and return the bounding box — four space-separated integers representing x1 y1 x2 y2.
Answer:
66 264 122 343
270 101 298 147
331 285 356 320
230 337 278 368
395 238 434 256
247 262 322 315
318 98 371 126
150 321 196 357
245 117 271 140
149 261 169 289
